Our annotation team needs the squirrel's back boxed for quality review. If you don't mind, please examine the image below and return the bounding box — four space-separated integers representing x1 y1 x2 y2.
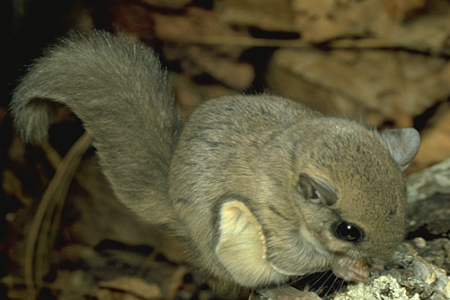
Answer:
11 31 180 225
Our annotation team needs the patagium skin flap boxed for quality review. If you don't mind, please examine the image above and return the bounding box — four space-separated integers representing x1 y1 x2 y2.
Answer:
10 30 421 299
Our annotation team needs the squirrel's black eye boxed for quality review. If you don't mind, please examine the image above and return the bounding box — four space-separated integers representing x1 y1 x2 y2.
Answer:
335 222 363 242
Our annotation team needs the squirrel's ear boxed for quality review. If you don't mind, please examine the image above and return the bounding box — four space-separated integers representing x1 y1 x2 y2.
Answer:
215 201 276 287
298 174 338 206
380 128 420 171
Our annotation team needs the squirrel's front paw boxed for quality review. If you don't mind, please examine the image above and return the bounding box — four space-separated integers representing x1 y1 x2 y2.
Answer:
253 286 322 300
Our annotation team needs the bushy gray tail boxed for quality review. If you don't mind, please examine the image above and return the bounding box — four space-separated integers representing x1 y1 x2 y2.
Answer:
10 30 180 224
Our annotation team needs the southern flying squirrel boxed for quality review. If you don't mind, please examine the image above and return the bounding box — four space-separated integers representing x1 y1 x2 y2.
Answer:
10 31 421 300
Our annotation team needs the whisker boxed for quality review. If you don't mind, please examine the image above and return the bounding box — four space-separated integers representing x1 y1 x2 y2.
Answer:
338 279 346 292
324 275 340 297
309 271 332 292
315 271 335 295
290 271 329 292
287 274 308 286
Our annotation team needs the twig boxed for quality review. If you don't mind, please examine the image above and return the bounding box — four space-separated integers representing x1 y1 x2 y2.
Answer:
24 132 93 299
1 275 98 298
159 35 450 56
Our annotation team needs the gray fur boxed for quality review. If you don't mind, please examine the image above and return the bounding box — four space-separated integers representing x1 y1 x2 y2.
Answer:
169 95 420 289
11 31 421 298
11 31 180 224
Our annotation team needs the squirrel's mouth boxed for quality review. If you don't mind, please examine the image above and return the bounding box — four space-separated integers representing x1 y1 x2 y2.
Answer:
331 256 370 283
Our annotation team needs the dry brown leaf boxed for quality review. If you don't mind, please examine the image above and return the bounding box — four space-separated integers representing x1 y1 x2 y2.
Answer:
2 169 32 206
97 288 135 300
218 0 296 32
7 135 27 164
101 0 154 40
383 0 426 22
293 0 381 42
98 277 161 300
140 0 191 9
267 48 449 126
152 7 239 45
186 46 254 90
164 266 188 300
173 74 235 115
152 6 248 62
152 7 253 90
410 104 450 172
291 0 450 55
